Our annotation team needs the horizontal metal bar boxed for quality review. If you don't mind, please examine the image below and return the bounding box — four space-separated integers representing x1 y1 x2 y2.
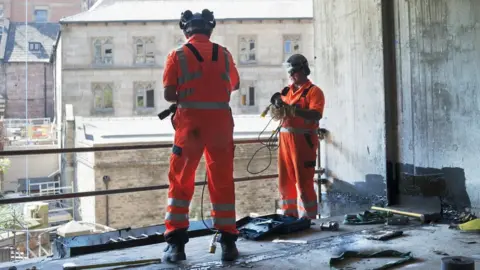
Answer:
0 138 277 157
0 170 322 205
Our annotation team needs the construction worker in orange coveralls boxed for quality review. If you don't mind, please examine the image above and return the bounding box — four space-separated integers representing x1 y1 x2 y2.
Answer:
162 9 241 263
270 54 325 220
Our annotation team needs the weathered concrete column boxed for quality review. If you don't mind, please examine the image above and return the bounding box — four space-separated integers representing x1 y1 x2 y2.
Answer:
394 0 480 211
313 0 387 206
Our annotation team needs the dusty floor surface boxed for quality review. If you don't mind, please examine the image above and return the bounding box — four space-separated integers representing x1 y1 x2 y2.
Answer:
1 216 479 270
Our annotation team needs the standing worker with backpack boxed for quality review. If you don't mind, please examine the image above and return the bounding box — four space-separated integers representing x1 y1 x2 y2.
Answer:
270 54 325 220
161 9 241 263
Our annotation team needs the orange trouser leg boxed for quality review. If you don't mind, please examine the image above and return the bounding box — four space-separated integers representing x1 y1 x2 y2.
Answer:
291 133 319 219
204 125 238 234
278 133 299 217
165 125 204 235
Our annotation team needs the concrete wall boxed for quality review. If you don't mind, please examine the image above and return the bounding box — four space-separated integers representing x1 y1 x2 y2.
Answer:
4 63 54 119
313 0 480 212
313 0 387 209
60 20 314 117
394 0 480 210
2 145 58 192
75 151 96 224
75 143 278 229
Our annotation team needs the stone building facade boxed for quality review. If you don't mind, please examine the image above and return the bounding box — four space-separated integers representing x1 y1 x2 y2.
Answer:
57 0 314 118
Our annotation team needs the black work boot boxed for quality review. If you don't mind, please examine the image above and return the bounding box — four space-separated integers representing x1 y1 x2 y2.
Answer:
218 232 239 261
163 229 189 263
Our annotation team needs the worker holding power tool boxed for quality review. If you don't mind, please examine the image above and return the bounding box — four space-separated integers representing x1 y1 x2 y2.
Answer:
270 54 325 219
161 9 240 263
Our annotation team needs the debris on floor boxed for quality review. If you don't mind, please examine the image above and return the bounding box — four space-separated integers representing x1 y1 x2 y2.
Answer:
459 239 477 244
441 204 477 224
320 221 339 231
449 218 480 232
433 250 449 256
366 230 404 241
343 211 392 225
62 258 162 270
272 239 308 244
385 216 410 225
371 206 441 223
237 214 311 240
440 256 475 269
329 250 415 270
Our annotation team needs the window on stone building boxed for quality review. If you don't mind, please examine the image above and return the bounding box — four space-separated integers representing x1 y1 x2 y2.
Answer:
34 8 48 23
238 36 257 64
134 37 155 64
29 42 41 52
134 82 155 109
283 35 301 61
241 85 255 106
92 83 114 110
93 37 114 65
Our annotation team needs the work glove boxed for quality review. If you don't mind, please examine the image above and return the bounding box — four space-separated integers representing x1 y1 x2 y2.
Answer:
270 105 296 121
270 106 285 121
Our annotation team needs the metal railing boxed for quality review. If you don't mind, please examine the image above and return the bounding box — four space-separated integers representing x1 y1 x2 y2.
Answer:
0 134 326 206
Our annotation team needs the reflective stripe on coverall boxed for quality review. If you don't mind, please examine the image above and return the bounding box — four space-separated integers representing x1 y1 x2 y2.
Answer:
278 81 321 219
164 36 238 235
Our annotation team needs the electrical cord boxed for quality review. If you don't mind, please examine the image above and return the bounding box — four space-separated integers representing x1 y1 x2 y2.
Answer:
246 117 282 175
200 171 217 232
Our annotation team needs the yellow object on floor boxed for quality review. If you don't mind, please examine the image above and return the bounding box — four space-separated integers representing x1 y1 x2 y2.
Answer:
458 218 480 231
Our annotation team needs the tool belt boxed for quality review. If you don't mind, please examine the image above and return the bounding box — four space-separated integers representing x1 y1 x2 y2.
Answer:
157 104 177 130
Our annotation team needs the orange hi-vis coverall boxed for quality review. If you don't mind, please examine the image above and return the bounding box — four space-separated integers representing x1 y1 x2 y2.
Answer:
278 80 325 219
163 34 240 235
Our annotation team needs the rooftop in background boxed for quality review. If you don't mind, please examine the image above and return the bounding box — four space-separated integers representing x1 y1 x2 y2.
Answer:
4 23 60 63
2 118 57 145
75 115 280 145
60 0 313 24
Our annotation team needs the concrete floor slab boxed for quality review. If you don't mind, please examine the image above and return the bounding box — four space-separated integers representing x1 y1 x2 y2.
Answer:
1 216 479 270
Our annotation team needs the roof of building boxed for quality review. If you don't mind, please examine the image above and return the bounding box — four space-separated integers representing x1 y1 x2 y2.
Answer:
61 0 313 23
75 115 280 145
4 22 60 63
0 21 9 61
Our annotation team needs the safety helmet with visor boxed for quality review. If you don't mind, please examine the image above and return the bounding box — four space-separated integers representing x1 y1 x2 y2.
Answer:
179 9 216 37
283 54 311 77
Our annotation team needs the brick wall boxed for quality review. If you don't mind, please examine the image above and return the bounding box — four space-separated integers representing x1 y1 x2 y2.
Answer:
9 0 82 22
4 63 54 119
91 143 279 229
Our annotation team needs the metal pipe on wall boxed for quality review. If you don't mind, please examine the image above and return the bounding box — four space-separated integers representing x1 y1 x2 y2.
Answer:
44 63 47 118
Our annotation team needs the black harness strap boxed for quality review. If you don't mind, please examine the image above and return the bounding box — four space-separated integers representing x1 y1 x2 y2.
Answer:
281 84 316 98
301 84 315 98
212 43 219 62
281 86 290 96
185 43 204 62
184 43 220 63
